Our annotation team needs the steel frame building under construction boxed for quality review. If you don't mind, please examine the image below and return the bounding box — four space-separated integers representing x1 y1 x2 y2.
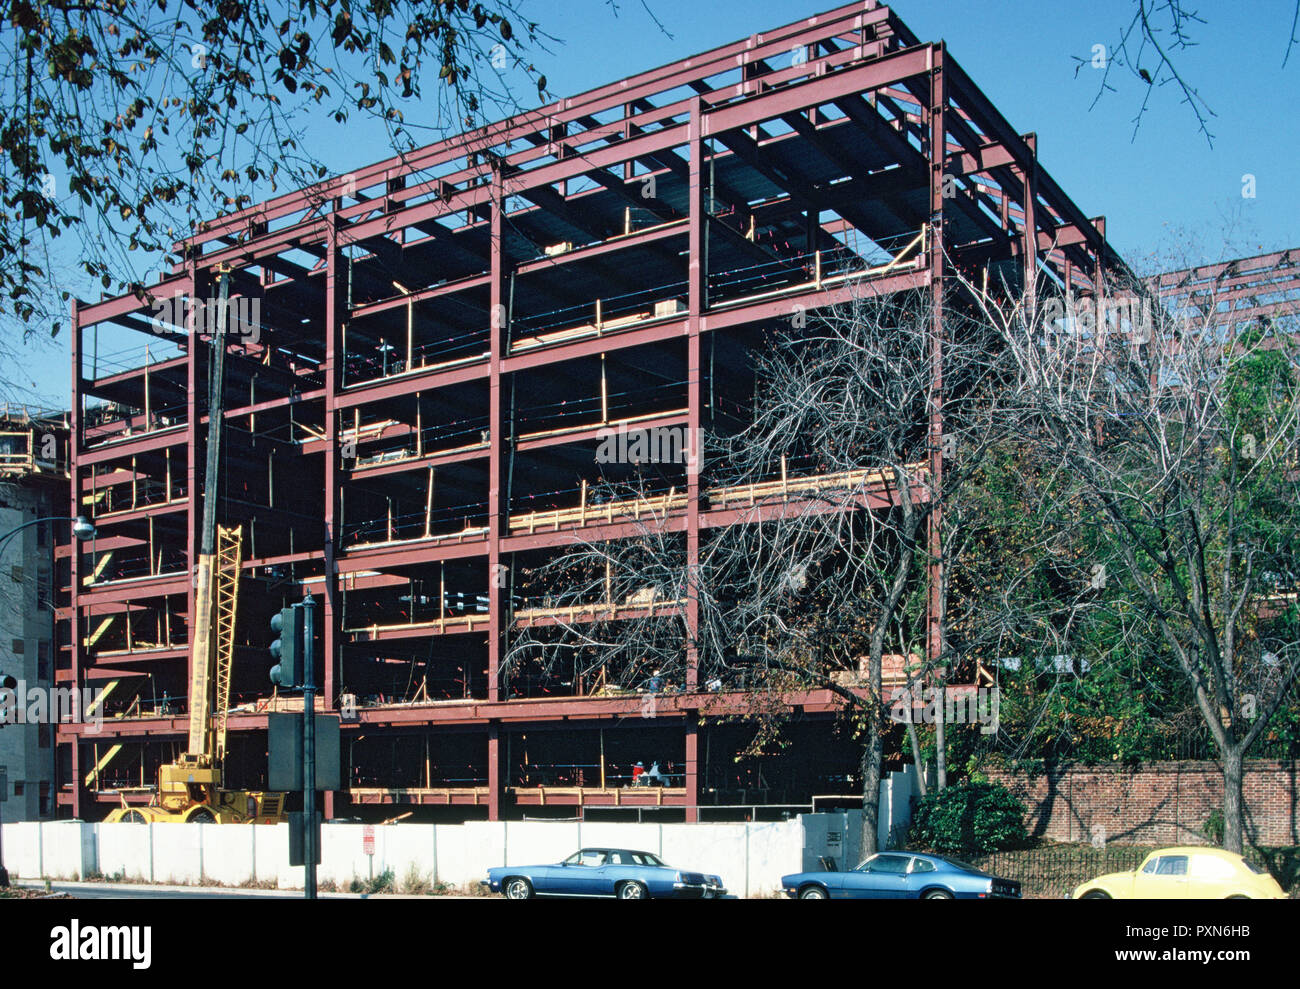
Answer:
57 2 1126 821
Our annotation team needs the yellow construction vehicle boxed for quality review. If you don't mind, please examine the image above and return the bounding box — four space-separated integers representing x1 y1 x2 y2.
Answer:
106 269 285 824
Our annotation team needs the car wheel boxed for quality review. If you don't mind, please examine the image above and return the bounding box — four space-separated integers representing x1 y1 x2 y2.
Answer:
1080 890 1111 899
617 881 648 900
923 889 954 899
798 885 828 899
503 877 534 900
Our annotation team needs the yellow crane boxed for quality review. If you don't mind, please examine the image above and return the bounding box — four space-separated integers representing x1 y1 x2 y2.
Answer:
106 269 284 824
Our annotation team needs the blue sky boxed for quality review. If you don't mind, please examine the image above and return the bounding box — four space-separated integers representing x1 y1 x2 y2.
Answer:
20 0 1298 404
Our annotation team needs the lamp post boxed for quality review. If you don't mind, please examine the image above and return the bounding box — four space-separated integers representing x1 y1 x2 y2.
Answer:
0 515 96 888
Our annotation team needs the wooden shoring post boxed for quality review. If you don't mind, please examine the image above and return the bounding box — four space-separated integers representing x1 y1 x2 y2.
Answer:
131 456 138 509
605 558 612 607
580 478 588 525
148 515 155 575
165 448 172 501
596 298 603 334
600 353 608 423
424 466 435 538
249 377 255 434
440 562 446 625
406 297 414 369
416 403 423 457
387 497 393 542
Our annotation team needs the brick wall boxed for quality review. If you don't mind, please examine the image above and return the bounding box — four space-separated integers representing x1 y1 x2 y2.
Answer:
983 761 1300 847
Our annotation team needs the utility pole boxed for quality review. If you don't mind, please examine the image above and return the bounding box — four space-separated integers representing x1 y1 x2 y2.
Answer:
302 592 317 900
0 767 8 888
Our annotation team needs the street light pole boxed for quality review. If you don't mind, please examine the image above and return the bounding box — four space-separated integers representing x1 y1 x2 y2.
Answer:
0 770 8 888
0 515 96 556
302 593 317 900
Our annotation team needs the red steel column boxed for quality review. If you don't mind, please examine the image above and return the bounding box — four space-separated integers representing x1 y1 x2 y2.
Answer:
926 46 946 672
686 98 703 695
321 213 342 820
186 262 203 753
68 299 83 818
683 98 706 822
684 713 700 821
487 166 506 819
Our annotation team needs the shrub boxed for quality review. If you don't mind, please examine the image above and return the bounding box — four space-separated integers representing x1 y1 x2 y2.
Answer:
401 864 433 895
365 868 395 895
1202 809 1225 845
910 781 1029 854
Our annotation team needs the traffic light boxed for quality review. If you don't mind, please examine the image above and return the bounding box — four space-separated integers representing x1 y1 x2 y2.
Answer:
270 605 304 687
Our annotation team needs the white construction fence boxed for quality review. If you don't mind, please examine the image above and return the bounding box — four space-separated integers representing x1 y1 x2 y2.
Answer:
1 770 916 895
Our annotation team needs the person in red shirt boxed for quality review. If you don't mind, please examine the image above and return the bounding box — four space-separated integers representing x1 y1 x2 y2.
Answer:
631 762 645 786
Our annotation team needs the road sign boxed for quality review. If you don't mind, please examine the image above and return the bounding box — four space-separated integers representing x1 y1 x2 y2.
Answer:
362 825 375 856
289 811 322 867
268 713 341 791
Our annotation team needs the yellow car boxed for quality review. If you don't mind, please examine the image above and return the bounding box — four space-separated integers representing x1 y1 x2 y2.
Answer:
1071 846 1286 899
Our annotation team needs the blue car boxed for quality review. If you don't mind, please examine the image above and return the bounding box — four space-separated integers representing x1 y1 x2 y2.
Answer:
484 847 726 899
782 851 1021 899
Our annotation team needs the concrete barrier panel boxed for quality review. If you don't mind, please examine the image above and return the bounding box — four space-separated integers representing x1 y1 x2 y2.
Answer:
150 823 202 884
319 822 367 887
201 823 256 886
745 819 802 895
378 824 438 889
503 821 579 868
253 823 297 888
97 823 154 881
661 823 748 895
436 821 505 886
1 821 43 879
40 821 93 880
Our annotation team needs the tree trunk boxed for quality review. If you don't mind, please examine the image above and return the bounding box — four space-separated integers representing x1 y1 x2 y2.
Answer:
860 719 883 856
906 721 927 798
1222 745 1245 854
934 681 947 790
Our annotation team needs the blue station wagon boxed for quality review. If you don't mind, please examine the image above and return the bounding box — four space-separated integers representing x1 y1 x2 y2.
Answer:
782 851 1021 899
484 847 726 899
